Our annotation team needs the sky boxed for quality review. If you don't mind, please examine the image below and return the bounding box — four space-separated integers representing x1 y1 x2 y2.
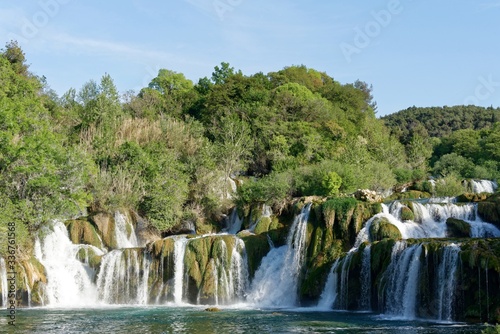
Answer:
1 0 499 117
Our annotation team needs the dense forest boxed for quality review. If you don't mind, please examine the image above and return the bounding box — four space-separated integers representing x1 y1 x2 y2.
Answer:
1 41 499 259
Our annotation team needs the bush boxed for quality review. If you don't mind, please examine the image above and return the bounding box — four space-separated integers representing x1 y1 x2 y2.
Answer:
434 174 465 197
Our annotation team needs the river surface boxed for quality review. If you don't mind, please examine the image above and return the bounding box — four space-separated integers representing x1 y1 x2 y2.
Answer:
3 306 487 333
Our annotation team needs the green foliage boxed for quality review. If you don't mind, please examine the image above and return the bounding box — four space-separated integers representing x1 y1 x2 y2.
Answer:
321 171 342 196
434 173 465 197
481 324 500 334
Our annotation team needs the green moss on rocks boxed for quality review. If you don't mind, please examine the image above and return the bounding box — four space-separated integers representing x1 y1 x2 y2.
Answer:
369 217 402 242
254 217 272 235
456 193 490 203
90 212 117 249
478 193 500 229
387 190 431 201
400 206 415 221
66 219 104 249
446 218 471 238
239 232 271 278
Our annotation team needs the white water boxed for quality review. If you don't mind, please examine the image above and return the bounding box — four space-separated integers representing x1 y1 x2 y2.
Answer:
224 208 243 235
317 259 340 310
173 237 188 304
359 245 372 310
114 211 139 248
0 258 7 307
383 242 423 319
471 180 498 194
248 204 311 307
35 221 104 307
231 238 249 299
355 201 500 244
436 244 461 322
337 251 354 310
96 249 151 304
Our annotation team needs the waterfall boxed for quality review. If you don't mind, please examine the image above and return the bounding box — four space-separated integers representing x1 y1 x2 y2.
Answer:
471 180 498 194
359 245 372 310
173 236 188 304
0 258 7 307
230 238 249 300
337 251 354 310
383 241 423 319
356 201 499 241
248 203 311 307
35 221 103 307
96 249 151 304
114 211 139 248
249 204 272 232
436 244 460 322
224 208 243 235
317 259 340 310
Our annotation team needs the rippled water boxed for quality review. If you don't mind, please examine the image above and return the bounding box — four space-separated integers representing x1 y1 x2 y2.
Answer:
3 307 486 334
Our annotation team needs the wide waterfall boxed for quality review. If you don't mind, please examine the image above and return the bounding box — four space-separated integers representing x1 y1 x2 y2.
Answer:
96 249 151 304
382 242 423 319
470 180 498 194
34 221 104 307
248 203 311 308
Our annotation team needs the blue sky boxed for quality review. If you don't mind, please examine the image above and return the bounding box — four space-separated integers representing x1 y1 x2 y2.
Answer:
1 0 499 116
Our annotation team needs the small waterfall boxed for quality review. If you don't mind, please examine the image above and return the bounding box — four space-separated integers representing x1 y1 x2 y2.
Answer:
337 252 354 310
0 258 8 307
248 203 311 307
471 180 498 194
317 259 340 309
114 211 139 248
383 241 423 319
96 249 151 304
35 221 103 307
230 238 249 299
173 237 188 304
249 204 272 232
436 244 460 322
224 208 243 235
359 245 372 310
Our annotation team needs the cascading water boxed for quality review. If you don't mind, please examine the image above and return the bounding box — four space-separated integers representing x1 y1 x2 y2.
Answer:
337 251 354 310
0 258 7 307
355 201 500 243
114 211 139 248
96 249 151 304
359 245 372 311
224 208 243 235
471 180 498 194
248 203 311 308
173 236 188 304
230 238 249 300
317 259 340 310
435 244 461 322
383 241 423 319
249 204 272 232
35 221 103 307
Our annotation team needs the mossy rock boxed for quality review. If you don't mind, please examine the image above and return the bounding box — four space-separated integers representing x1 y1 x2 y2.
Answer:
240 234 271 278
387 190 431 201
254 217 272 235
446 218 471 238
477 193 500 228
456 193 489 203
66 219 104 249
205 307 221 312
400 206 415 221
90 212 117 249
369 217 401 242
76 247 103 269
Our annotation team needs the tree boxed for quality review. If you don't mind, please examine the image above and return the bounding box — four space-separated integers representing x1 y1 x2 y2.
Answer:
212 114 253 199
